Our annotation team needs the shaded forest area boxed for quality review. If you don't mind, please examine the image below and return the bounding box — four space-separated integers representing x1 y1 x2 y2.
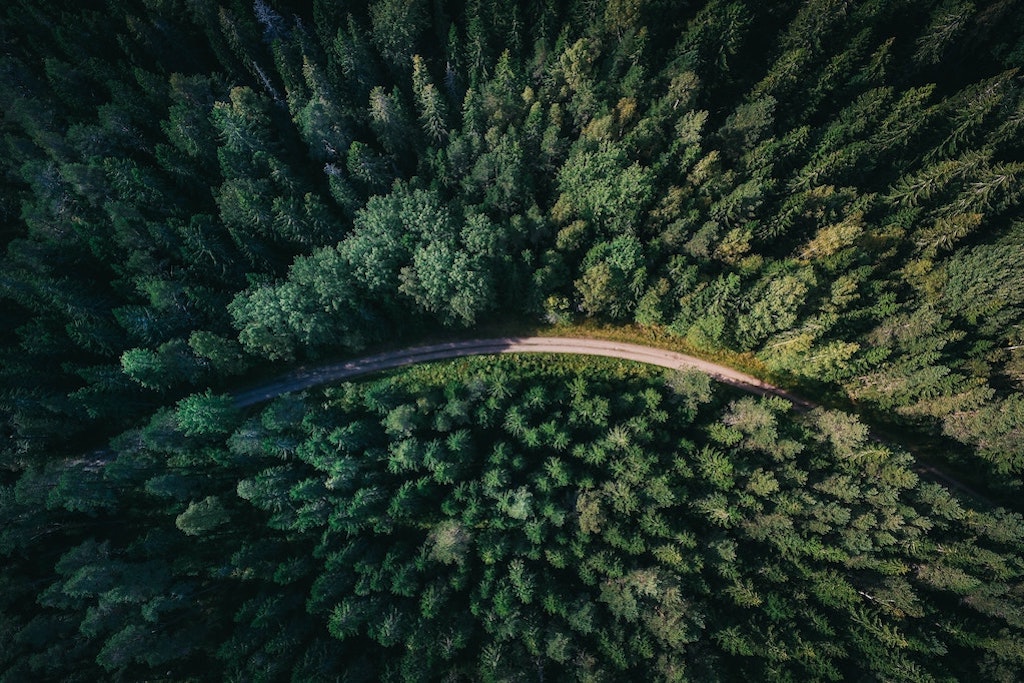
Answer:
3 0 1024 678
9 355 1024 680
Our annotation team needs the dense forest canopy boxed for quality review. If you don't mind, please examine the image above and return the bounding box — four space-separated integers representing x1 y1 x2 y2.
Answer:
10 355 1024 680
2 0 1024 679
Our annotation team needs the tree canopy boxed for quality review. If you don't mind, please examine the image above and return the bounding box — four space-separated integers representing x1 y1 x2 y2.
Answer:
2 0 1024 679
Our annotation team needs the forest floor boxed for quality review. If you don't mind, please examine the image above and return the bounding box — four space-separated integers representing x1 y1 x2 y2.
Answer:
230 335 992 506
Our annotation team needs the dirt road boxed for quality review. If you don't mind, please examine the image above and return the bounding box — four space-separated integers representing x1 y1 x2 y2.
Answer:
232 336 813 409
231 336 991 504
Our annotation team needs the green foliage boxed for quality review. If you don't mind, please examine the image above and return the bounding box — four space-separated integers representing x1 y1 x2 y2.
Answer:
4 0 1023 475
3 0 1024 678
13 357 1024 679
553 143 656 239
175 495 230 536
121 340 203 392
576 235 648 319
175 391 240 437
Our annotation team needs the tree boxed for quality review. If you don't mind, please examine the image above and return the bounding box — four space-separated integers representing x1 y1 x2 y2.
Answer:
426 519 471 565
368 86 415 155
400 239 493 326
914 0 975 65
734 271 812 350
465 128 527 212
575 235 647 320
176 495 230 536
553 143 655 238
228 283 301 361
176 391 239 437
369 0 428 72
121 340 203 391
188 330 250 376
718 96 776 160
940 226 1024 334
412 55 449 143
944 394 1024 474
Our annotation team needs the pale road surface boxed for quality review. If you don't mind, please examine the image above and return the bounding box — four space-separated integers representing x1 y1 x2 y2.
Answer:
232 337 813 408
231 336 988 503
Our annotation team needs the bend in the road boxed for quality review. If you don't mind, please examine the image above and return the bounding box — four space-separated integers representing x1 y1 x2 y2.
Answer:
232 337 811 409
230 335 991 506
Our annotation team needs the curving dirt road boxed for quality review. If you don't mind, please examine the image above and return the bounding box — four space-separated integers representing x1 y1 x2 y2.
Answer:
232 337 813 409
231 336 991 504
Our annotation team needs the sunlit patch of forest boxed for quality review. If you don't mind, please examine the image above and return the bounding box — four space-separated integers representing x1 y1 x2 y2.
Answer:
2 0 1024 679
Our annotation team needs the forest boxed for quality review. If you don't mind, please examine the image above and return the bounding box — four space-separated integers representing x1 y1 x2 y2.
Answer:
2 0 1024 679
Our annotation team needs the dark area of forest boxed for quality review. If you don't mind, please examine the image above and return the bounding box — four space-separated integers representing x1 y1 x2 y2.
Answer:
2 0 1024 679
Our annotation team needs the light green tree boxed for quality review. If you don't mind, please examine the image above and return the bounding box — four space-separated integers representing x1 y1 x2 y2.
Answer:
175 496 230 536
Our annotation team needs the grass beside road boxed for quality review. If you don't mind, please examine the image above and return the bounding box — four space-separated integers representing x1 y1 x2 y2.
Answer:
227 314 1011 507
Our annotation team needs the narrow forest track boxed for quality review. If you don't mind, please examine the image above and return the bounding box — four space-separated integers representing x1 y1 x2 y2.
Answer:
232 337 812 408
231 336 991 505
